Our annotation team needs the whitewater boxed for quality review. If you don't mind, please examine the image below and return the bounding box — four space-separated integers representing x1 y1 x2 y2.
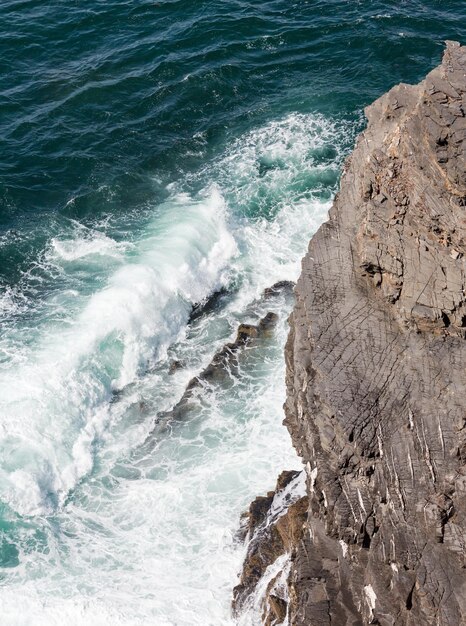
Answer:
2 0 466 622
0 113 347 625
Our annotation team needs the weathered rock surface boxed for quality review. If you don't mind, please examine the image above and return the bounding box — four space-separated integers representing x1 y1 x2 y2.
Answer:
236 42 466 625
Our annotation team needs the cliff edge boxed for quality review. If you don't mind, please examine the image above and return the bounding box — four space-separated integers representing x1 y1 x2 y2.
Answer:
234 42 466 625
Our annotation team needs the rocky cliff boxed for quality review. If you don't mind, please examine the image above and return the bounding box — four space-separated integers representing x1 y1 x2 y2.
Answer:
234 42 466 625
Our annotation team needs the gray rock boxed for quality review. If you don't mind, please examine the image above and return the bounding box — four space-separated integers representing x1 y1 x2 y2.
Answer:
168 359 185 375
236 42 466 625
263 280 296 299
156 311 281 428
232 470 307 623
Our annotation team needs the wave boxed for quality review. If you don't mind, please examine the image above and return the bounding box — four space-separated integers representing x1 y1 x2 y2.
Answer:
0 111 349 624
0 189 237 516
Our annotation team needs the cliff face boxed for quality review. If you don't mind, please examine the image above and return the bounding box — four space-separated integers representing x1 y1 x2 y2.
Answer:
235 42 466 625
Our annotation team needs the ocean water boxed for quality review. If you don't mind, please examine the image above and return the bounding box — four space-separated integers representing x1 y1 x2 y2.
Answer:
0 1 465 624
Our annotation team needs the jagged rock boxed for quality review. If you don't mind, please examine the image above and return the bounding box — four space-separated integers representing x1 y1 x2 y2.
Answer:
157 311 280 426
236 42 466 625
233 470 307 619
263 281 296 299
168 359 185 375
265 593 287 626
258 312 279 336
236 323 260 342
187 313 279 389
189 287 231 322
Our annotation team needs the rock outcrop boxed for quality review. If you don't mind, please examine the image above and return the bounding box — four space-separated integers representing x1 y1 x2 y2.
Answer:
235 42 466 625
158 311 279 426
233 470 307 623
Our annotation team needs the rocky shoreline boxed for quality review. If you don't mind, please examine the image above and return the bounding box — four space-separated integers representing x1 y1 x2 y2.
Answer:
153 280 295 430
235 42 466 625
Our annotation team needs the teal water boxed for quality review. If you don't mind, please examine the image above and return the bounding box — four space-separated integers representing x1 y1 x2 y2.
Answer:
0 2 465 624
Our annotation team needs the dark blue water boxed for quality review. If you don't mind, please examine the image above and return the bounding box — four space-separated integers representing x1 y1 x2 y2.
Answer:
0 2 464 624
1 1 464 277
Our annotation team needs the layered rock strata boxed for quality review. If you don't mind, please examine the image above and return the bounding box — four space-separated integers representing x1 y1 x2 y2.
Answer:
236 42 466 625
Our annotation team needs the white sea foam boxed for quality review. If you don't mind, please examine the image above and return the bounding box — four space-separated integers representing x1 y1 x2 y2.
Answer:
0 189 237 516
0 285 27 318
0 112 349 624
265 470 306 527
238 554 292 626
49 232 127 262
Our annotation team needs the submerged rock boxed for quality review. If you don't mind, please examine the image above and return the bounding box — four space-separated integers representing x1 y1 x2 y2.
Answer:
189 287 232 322
236 42 466 625
262 281 295 299
156 310 280 426
168 359 185 375
258 312 279 336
